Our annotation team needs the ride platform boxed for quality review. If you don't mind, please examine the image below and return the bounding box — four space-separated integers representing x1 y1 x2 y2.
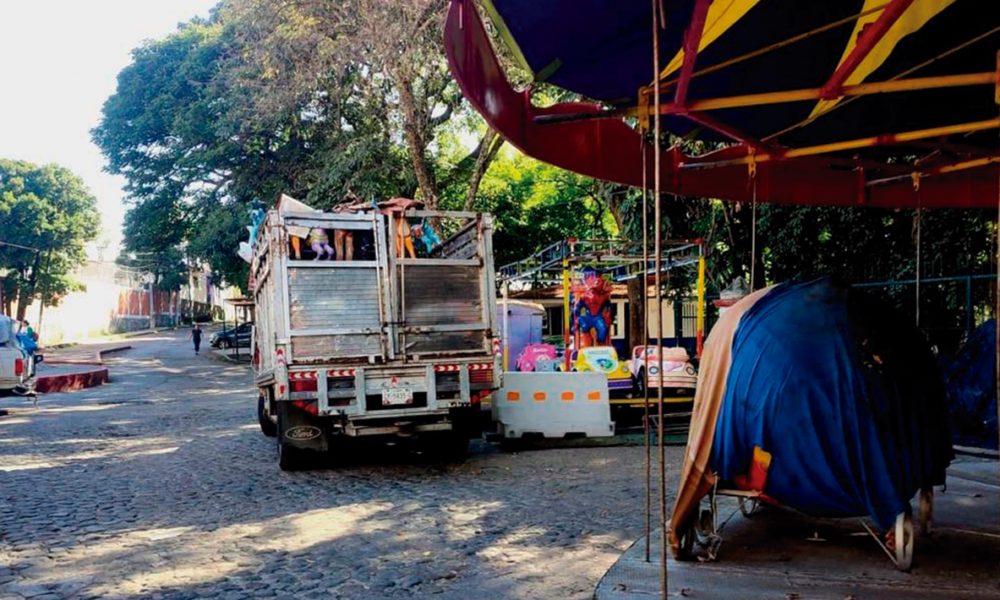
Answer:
595 460 999 600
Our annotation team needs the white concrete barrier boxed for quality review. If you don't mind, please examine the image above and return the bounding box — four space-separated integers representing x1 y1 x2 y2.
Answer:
492 372 614 439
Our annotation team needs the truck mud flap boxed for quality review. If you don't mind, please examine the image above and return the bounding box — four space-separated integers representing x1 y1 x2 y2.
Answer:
277 401 329 452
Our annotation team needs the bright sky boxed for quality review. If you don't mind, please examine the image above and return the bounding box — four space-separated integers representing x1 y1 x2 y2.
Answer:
0 0 218 259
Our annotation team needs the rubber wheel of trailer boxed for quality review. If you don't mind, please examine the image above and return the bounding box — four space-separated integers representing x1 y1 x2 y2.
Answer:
258 393 277 437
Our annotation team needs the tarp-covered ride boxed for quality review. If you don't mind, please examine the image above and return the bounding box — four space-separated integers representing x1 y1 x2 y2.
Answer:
942 320 1000 450
671 278 952 570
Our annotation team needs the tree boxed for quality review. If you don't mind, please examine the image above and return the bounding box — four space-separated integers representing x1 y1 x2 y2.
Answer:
221 0 502 209
0 159 101 320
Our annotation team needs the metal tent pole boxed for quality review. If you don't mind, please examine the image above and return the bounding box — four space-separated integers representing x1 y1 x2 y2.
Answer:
994 50 999 528
502 281 510 371
915 174 922 328
651 0 667 595
642 137 651 564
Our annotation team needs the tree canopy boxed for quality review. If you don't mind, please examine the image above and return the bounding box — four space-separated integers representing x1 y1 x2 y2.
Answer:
92 0 996 354
0 159 101 320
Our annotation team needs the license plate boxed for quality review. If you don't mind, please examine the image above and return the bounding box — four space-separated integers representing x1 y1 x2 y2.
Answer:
382 387 413 406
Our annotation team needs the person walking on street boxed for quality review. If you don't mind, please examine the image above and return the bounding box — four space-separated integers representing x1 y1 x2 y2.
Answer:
189 324 203 355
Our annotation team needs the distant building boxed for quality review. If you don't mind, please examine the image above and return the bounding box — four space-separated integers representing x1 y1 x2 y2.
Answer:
13 260 241 345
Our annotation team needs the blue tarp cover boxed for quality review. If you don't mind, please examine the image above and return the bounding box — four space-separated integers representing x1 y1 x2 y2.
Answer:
943 320 999 450
712 278 952 529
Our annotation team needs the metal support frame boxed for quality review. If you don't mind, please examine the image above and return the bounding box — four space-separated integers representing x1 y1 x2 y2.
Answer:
672 0 711 108
537 72 997 126
680 119 1000 170
498 239 702 286
819 0 915 99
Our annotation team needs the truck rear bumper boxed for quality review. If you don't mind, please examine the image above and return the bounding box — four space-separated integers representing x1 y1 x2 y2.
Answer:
282 361 495 417
344 420 452 437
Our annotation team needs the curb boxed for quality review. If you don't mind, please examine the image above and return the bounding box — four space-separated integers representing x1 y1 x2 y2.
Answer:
34 344 133 394
41 326 181 351
35 366 109 394
210 349 251 365
953 444 999 460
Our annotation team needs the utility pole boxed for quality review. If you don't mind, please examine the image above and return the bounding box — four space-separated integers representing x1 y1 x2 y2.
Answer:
148 273 156 331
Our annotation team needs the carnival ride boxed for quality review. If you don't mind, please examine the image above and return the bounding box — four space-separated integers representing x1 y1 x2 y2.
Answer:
445 0 1000 588
673 278 952 571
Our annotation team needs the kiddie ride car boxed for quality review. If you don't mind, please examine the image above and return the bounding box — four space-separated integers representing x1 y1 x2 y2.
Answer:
629 345 697 400
571 346 632 396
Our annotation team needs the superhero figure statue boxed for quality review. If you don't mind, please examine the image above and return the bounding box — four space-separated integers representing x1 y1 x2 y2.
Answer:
572 267 614 347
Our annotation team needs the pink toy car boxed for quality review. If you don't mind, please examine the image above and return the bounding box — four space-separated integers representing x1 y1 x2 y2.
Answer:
630 345 697 396
516 343 558 372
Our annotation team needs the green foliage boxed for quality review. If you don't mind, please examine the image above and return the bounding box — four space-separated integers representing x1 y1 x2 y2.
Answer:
93 4 464 292
450 151 614 267
186 201 251 291
0 159 101 318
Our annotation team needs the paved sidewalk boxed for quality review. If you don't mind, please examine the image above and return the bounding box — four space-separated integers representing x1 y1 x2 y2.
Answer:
596 458 1000 600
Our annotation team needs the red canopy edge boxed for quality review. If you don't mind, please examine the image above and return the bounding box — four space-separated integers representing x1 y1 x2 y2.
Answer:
443 0 999 209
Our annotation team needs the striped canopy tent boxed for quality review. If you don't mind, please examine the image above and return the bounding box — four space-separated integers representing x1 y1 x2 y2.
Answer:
444 0 1000 208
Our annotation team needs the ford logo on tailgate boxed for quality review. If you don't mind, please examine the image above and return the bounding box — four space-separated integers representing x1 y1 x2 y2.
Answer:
285 426 321 441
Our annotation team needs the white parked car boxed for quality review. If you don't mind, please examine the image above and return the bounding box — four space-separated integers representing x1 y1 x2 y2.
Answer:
0 317 41 398
630 345 697 398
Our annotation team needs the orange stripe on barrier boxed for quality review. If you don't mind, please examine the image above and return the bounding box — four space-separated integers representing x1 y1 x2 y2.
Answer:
507 391 520 401
533 392 547 401
561 391 575 401
587 391 602 401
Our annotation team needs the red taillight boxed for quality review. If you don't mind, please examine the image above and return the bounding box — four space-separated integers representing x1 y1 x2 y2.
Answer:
470 368 493 384
14 358 24 376
290 380 318 393
292 400 319 415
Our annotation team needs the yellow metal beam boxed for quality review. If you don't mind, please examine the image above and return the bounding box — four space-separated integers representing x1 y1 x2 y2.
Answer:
539 72 996 126
651 71 996 115
680 119 1000 170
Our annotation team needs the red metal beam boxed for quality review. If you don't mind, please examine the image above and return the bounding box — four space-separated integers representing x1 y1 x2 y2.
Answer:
673 0 712 108
819 0 915 99
682 111 770 153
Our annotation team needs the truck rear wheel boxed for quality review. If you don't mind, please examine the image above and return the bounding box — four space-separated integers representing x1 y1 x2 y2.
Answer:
277 408 304 471
258 393 277 437
278 436 304 471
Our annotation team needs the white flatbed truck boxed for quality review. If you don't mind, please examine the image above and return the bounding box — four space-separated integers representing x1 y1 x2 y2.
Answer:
251 198 500 470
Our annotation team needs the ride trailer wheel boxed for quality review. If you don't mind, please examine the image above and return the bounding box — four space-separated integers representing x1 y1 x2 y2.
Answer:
676 516 697 561
739 496 761 517
919 488 933 537
894 510 915 572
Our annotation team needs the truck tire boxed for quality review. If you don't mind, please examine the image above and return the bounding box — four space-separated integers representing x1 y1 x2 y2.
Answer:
276 407 305 471
258 393 277 437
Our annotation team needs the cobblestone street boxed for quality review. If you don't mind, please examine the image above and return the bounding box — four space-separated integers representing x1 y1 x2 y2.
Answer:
1 331 683 600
